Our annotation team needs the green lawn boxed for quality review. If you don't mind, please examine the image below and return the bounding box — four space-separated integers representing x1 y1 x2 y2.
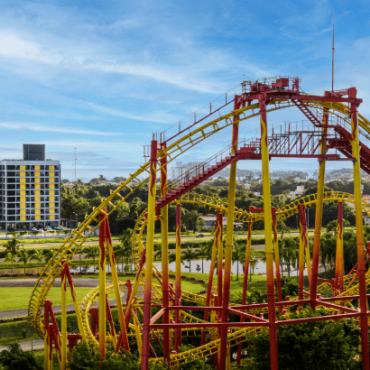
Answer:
0 287 92 311
0 270 267 311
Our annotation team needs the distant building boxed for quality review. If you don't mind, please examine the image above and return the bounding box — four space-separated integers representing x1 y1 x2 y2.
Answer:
64 181 79 189
171 162 185 180
288 185 305 199
199 214 243 229
0 144 61 230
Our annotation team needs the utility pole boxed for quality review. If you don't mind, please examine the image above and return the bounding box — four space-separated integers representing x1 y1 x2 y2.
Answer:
332 12 335 92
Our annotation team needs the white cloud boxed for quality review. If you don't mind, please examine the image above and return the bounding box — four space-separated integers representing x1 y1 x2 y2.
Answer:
0 122 120 136
85 102 178 123
0 30 219 93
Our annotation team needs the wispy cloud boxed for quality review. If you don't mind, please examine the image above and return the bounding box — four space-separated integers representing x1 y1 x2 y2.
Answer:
0 0 368 180
0 30 219 93
0 122 120 136
84 102 178 123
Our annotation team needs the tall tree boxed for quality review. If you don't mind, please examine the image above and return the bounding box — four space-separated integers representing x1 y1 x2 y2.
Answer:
196 244 209 274
5 234 22 256
113 243 127 273
18 248 32 274
42 248 57 265
5 253 16 274
249 256 258 282
182 247 196 273
232 242 244 281
30 249 43 274
84 246 99 273
280 238 298 277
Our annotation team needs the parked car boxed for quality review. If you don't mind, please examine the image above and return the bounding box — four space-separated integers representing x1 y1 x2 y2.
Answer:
31 227 38 231
196 234 205 238
46 227 54 231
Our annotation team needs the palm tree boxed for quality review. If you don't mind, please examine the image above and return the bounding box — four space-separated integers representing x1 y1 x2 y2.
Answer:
20 231 28 239
31 230 40 238
18 248 32 274
74 246 86 273
249 256 258 282
84 245 99 273
169 252 176 263
5 252 16 273
42 248 57 264
196 244 209 274
182 247 196 273
120 228 133 246
277 221 291 239
113 243 126 273
5 234 22 256
154 243 162 261
122 244 132 271
280 238 298 277
320 234 336 278
343 231 357 273
113 242 131 272
232 243 244 281
30 249 43 274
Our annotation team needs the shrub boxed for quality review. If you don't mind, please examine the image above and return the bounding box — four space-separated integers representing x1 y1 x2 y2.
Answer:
0 342 42 370
241 311 361 370
67 342 166 370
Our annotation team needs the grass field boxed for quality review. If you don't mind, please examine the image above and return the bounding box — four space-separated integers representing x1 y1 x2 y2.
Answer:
0 287 93 311
0 271 267 311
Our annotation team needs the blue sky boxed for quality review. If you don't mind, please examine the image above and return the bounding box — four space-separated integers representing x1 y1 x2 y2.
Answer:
0 0 369 181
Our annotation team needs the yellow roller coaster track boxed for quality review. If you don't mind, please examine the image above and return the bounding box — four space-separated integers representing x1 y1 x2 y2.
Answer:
60 190 370 368
28 98 370 342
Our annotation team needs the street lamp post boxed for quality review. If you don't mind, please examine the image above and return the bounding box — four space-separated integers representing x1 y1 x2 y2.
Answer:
73 212 79 229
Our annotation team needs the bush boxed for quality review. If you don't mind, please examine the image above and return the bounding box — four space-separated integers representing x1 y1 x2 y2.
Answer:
177 344 213 370
67 342 166 370
0 342 42 370
241 311 361 370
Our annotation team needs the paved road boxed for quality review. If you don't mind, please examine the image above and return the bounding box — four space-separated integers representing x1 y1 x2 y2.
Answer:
0 233 289 251
0 278 100 288
0 339 44 352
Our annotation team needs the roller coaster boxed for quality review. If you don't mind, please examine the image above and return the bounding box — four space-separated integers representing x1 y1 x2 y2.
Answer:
28 76 370 369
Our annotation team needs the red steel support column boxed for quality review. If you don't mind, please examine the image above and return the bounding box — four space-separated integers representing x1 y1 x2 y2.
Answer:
237 212 254 364
160 142 170 364
141 139 158 370
90 308 99 336
259 98 278 370
217 212 223 308
335 201 344 293
98 212 107 359
349 91 369 370
175 203 182 352
272 208 282 306
201 209 221 346
44 300 51 370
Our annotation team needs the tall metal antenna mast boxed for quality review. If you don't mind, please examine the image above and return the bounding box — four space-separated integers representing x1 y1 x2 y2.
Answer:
332 12 335 92
73 147 77 182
